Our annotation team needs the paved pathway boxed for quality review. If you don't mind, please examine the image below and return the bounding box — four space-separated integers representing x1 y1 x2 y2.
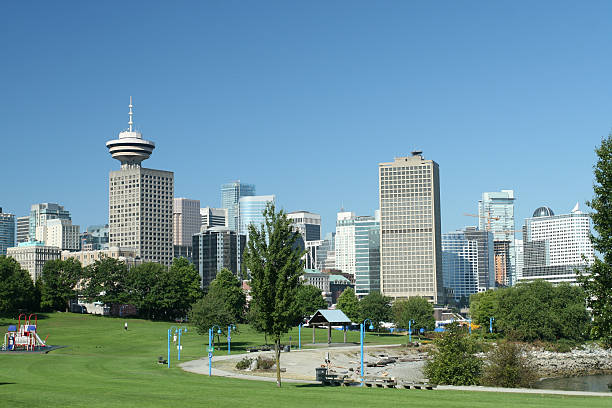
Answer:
180 345 612 397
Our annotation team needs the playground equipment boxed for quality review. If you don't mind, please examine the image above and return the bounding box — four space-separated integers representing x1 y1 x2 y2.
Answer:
2 314 47 351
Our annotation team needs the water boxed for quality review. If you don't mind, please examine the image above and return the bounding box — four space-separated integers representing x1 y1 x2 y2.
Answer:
534 374 612 393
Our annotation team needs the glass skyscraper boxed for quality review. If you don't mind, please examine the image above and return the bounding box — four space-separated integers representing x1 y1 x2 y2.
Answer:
478 190 516 286
0 208 16 255
442 227 494 302
238 195 275 239
221 181 255 232
354 211 380 297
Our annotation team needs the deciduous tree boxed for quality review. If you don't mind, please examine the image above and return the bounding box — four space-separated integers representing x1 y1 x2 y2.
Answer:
336 288 359 322
293 284 327 322
244 203 304 387
358 291 391 331
392 297 435 335
40 258 82 312
0 255 39 316
579 133 612 347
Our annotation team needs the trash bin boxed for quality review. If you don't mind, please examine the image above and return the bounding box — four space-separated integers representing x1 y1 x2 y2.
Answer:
315 367 328 382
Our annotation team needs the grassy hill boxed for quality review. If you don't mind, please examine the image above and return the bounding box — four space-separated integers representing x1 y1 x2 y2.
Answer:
0 313 608 407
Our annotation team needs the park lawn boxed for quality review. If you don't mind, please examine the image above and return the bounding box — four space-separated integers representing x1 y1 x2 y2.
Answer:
0 313 609 408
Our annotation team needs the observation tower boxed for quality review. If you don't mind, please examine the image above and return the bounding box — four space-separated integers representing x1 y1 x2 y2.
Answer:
106 97 155 167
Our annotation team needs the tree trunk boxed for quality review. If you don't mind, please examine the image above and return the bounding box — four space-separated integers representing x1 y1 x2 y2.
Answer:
275 336 282 387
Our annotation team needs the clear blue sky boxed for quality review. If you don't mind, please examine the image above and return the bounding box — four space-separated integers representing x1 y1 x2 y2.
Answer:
2 1 611 236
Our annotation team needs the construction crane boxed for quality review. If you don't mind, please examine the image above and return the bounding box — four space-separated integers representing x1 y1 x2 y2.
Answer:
463 212 499 232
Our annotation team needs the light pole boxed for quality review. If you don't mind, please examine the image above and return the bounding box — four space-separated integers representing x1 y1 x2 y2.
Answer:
360 318 374 385
208 325 222 376
468 318 472 335
178 325 187 361
298 323 302 349
227 324 236 354
167 325 181 368
489 317 495 334
408 319 415 343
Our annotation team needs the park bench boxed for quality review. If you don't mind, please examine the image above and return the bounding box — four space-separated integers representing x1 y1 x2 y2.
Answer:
158 356 167 365
363 376 397 388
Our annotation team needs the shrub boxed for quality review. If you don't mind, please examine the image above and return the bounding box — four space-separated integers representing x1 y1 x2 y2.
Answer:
481 341 538 388
423 322 483 385
235 357 252 370
257 356 275 370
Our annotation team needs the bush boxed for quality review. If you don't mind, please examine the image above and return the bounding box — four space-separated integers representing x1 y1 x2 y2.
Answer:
423 322 483 385
235 357 253 370
481 341 538 388
257 356 275 370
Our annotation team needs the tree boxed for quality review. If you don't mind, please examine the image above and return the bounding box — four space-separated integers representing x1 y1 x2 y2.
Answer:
469 290 499 327
82 257 129 307
125 262 166 320
392 297 435 336
579 133 612 348
336 288 359 322
155 258 202 320
293 284 327 322
424 322 483 385
206 268 246 322
189 294 234 336
481 341 538 388
244 203 304 387
358 291 391 331
40 259 82 312
0 255 39 316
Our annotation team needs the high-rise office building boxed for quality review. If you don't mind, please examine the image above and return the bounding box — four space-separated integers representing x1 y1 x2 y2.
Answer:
106 98 174 266
45 219 80 251
442 227 495 302
335 211 356 276
7 241 61 281
173 198 201 246
355 211 380 297
81 224 110 251
29 203 71 242
16 216 30 243
287 211 322 270
519 204 594 284
478 190 516 286
379 152 443 303
316 232 336 270
200 207 228 230
192 227 246 288
515 238 524 281
0 208 16 255
238 195 275 239
221 181 255 231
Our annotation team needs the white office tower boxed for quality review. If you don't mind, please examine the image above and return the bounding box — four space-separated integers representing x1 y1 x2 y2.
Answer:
379 152 443 304
106 98 174 266
287 211 322 269
200 207 228 229
173 198 201 246
45 219 80 251
29 203 71 242
478 190 516 286
335 211 356 276
515 239 524 281
519 204 594 284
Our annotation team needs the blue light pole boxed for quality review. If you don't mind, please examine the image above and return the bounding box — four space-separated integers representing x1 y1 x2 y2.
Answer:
167 329 171 368
298 323 302 349
408 319 415 343
208 325 222 376
468 319 472 335
227 324 236 354
489 317 495 334
168 325 181 368
360 318 374 385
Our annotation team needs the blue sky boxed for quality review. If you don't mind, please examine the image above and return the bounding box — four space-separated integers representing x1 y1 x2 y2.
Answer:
2 1 611 236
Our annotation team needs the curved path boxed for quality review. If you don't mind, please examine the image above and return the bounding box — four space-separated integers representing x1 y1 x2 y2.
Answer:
180 345 612 397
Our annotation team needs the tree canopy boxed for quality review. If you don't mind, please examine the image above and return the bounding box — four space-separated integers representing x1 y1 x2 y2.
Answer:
293 284 327 322
40 258 82 312
358 291 392 331
336 287 359 322
0 255 39 316
244 203 304 387
392 297 435 333
579 133 612 347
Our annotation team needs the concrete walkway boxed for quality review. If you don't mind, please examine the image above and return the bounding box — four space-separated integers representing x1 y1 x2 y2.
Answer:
180 345 612 397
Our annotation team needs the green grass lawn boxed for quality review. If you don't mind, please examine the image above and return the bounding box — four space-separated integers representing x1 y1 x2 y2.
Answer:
0 313 608 407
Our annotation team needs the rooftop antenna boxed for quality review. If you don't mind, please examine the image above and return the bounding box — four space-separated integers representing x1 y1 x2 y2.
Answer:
128 96 134 132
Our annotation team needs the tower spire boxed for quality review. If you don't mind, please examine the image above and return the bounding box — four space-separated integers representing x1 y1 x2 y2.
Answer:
128 96 134 132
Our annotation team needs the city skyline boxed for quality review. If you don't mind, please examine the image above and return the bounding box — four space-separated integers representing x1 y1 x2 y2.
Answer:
1 2 608 238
